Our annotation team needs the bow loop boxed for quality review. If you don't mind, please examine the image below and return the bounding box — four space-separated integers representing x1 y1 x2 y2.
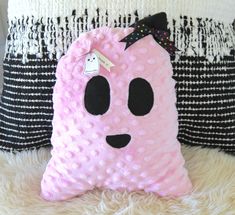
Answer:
120 13 179 55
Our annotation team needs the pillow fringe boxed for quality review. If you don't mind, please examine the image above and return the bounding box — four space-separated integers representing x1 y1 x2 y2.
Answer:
5 10 235 63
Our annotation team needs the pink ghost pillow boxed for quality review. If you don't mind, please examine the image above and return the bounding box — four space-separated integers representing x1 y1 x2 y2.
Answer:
41 27 192 201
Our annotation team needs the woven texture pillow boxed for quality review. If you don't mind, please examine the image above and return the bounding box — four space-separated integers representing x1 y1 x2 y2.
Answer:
0 0 7 94
0 0 138 151
1 0 235 153
41 27 192 201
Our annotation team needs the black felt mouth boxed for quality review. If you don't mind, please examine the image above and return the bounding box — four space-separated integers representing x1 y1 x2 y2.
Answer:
106 134 131 149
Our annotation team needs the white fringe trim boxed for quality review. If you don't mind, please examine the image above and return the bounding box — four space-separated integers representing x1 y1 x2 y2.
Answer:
5 12 235 63
169 17 235 62
8 0 235 23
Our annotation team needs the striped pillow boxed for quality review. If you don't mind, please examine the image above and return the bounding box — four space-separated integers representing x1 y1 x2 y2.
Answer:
1 0 235 153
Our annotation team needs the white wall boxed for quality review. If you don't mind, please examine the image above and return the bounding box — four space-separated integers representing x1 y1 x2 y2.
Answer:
0 0 8 93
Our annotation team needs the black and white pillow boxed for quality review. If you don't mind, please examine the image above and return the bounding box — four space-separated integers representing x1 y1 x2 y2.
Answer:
1 0 139 152
171 14 235 153
1 0 235 153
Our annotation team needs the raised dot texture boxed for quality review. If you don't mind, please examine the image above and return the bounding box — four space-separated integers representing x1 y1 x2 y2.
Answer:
116 162 124 168
147 140 155 145
138 184 144 189
88 166 95 172
65 151 74 158
129 55 136 62
132 164 141 170
125 155 133 161
103 126 111 132
122 170 130 176
97 175 104 181
124 28 133 36
82 139 91 145
78 112 85 118
71 101 78 109
110 72 117 78
114 99 122 106
121 64 127 70
137 147 145 153
130 177 138 182
120 128 129 133
78 174 87 180
61 180 70 187
81 156 89 162
150 40 156 46
91 150 99 156
131 119 138 126
64 91 71 98
92 133 100 139
113 54 120 60
99 160 105 166
147 58 157 65
96 33 105 40
117 81 125 88
64 108 70 114
84 123 93 129
41 27 192 201
123 110 130 116
140 172 148 178
139 48 148 54
71 163 80 169
114 117 121 123
112 175 120 182
138 130 146 136
73 83 80 91
75 146 82 153
75 129 82 136
136 65 144 72
67 135 74 143
106 168 114 174
104 43 111 49
88 179 95 185
76 48 86 55
114 33 122 41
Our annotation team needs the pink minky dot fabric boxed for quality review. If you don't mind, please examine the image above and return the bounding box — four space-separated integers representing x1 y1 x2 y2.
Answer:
41 27 192 201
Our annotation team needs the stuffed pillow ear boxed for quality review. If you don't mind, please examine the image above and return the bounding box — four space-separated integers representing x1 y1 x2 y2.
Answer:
55 38 93 81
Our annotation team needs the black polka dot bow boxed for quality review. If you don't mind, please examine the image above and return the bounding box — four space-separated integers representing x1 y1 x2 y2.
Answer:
120 15 178 56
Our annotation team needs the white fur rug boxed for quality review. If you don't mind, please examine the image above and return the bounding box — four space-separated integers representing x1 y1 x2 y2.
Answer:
0 146 235 215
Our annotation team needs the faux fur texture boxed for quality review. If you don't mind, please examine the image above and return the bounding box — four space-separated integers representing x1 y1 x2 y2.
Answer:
0 146 235 215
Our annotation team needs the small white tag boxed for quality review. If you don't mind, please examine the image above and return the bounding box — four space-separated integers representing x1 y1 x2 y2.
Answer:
93 49 114 72
84 52 100 76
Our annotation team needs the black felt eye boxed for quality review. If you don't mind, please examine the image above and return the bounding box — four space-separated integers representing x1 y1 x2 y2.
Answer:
84 76 110 115
128 78 154 116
